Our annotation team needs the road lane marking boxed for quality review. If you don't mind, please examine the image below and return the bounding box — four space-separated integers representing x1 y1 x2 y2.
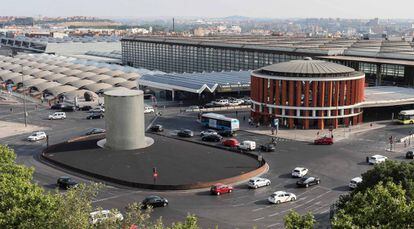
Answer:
92 191 142 203
268 212 279 217
253 217 264 222
252 207 265 212
266 223 281 228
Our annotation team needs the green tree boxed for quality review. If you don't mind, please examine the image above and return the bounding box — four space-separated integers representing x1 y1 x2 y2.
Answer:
284 210 315 229
0 146 59 229
332 181 414 228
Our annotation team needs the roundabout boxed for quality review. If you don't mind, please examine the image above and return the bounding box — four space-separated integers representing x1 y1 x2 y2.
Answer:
41 133 267 190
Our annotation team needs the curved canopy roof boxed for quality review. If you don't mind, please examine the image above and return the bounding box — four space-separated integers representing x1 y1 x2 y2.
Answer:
61 89 98 100
41 64 59 71
87 74 111 82
43 73 66 81
116 80 137 89
51 67 71 74
54 61 73 67
30 81 62 92
118 72 140 80
0 72 22 81
8 75 34 84
45 85 78 96
34 71 53 79
67 79 95 88
0 61 11 68
3 64 22 71
91 67 111 74
78 65 98 72
56 76 80 85
67 63 85 69
77 72 96 79
82 83 113 93
106 70 125 77
260 58 355 75
0 69 12 77
62 69 83 76
23 78 48 87
102 77 127 85
21 68 41 76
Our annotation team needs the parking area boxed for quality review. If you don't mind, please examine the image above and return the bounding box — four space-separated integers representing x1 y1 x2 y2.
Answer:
2 102 414 228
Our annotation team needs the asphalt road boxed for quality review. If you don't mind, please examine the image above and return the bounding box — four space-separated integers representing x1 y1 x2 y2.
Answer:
1 104 413 228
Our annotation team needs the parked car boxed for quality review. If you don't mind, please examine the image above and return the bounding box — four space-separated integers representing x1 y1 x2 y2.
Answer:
349 177 363 189
89 107 105 113
296 176 320 188
61 105 77 112
89 210 123 225
268 191 296 204
86 112 104 119
242 98 253 105
78 105 93 111
150 124 164 132
50 103 65 110
177 129 194 137
214 99 229 106
210 183 233 195
185 106 200 112
238 140 256 151
56 176 78 190
142 196 169 208
218 130 237 137
291 167 309 178
85 128 105 135
200 129 218 137
48 112 66 120
202 134 223 142
144 106 155 114
223 138 240 147
260 144 276 152
27 131 47 141
406 151 414 159
228 99 244 106
247 177 271 189
314 136 333 145
368 155 388 165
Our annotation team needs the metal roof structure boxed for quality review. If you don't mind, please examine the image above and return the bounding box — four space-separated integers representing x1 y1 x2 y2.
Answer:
56 76 80 85
82 83 113 93
43 73 65 81
87 74 111 82
102 77 127 85
116 80 137 89
8 75 34 84
0 72 21 81
260 58 354 75
23 78 48 87
67 79 95 88
45 85 78 96
30 81 62 92
138 71 251 94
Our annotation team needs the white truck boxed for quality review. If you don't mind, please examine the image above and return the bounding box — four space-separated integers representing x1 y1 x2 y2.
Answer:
238 140 256 151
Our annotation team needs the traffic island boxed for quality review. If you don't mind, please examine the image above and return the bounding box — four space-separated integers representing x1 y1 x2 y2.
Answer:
41 133 268 190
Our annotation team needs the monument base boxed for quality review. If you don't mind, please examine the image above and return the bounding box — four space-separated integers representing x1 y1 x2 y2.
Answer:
97 137 154 150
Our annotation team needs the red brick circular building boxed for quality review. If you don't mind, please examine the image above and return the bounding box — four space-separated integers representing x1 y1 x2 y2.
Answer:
250 58 365 129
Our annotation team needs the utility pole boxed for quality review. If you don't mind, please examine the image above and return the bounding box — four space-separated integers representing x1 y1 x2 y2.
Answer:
22 74 27 127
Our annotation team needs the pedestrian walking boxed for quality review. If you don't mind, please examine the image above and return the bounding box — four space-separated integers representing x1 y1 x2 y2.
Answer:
248 118 252 125
243 116 246 121
271 128 275 135
235 110 238 116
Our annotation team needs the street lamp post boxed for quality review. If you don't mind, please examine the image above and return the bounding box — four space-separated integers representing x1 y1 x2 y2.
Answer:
21 74 27 127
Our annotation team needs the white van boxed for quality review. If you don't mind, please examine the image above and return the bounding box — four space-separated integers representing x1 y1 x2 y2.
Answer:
238 140 256 151
214 99 229 106
368 155 388 165
48 112 66 120
349 177 362 189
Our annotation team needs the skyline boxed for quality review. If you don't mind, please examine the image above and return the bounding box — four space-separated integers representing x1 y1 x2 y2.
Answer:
1 0 414 20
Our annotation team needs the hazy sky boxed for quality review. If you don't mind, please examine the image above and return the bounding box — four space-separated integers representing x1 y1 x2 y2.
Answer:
1 0 413 19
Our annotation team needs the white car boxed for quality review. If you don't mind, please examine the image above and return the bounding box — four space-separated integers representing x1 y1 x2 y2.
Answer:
214 99 229 106
48 112 66 120
368 155 388 165
349 177 363 189
185 106 201 112
247 177 271 189
27 131 47 141
144 106 155 114
268 191 296 204
238 140 256 151
228 99 244 106
89 107 105 113
291 167 309 178
200 129 218 137
89 210 124 225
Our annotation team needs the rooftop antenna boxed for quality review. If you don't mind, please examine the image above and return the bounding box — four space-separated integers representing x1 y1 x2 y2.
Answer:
172 17 175 32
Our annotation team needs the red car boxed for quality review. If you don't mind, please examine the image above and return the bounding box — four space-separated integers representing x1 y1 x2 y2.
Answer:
210 183 233 195
314 136 334 145
222 138 240 147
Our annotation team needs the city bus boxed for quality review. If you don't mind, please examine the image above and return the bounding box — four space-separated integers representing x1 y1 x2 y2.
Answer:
200 113 240 131
397 110 414 124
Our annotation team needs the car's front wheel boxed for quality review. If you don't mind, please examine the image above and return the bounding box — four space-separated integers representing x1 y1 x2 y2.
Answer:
305 184 309 188
291 197 296 201
266 182 271 186
229 189 232 193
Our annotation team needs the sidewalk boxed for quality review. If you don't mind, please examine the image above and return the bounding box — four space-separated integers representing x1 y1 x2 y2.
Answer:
241 121 386 143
